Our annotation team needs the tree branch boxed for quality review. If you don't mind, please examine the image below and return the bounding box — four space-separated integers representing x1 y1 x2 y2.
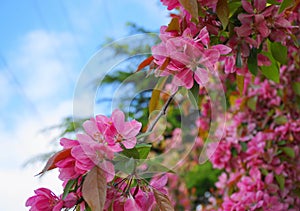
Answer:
139 91 177 143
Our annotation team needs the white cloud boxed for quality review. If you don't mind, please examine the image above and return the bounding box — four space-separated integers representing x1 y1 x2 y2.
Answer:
10 30 77 104
0 29 78 210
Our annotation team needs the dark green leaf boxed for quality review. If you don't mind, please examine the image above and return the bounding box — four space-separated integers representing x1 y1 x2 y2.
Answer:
278 140 287 146
282 147 295 158
240 142 247 152
229 1 242 18
62 179 76 200
260 51 280 83
275 174 285 190
278 0 294 13
292 82 300 96
270 42 287 64
248 48 258 75
267 0 281 5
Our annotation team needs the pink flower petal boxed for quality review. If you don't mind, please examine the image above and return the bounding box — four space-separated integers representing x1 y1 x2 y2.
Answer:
242 0 254 14
99 160 115 182
112 109 126 132
83 118 98 138
122 137 137 149
197 27 210 47
211 44 232 55
254 0 266 12
120 120 142 138
235 24 252 37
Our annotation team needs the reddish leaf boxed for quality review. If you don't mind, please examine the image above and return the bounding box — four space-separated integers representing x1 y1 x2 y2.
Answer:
37 148 71 176
160 57 170 71
136 55 154 72
153 188 174 211
166 17 180 32
179 0 199 22
82 166 107 211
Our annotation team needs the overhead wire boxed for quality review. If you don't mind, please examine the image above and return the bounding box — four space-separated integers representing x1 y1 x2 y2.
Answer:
0 53 42 118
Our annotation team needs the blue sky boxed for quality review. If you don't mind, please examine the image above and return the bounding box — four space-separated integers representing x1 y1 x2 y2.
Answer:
0 1 169 210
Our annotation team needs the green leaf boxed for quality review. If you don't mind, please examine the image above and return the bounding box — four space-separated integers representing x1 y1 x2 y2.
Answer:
248 48 258 75
229 1 242 18
216 0 229 29
274 116 288 124
270 42 287 64
235 47 243 68
62 179 76 200
136 144 152 159
121 147 140 159
247 96 257 111
142 160 174 175
282 147 295 158
278 140 287 146
179 0 199 22
292 82 300 96
267 0 281 5
275 174 285 190
115 157 135 174
260 168 269 176
240 142 247 152
260 51 280 83
278 0 294 14
136 131 154 140
293 188 300 197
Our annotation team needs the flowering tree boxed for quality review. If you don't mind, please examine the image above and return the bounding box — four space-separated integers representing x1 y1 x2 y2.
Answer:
26 0 300 210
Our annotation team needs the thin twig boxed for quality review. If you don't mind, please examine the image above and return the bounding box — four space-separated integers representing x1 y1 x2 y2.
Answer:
140 91 177 143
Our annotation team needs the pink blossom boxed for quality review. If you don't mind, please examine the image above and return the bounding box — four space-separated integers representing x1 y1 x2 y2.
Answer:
26 188 63 211
56 138 84 181
73 134 115 182
161 0 180 10
152 27 231 88
105 109 142 151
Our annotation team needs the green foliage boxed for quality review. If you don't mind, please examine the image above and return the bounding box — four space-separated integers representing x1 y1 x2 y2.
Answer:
260 51 280 83
184 162 221 196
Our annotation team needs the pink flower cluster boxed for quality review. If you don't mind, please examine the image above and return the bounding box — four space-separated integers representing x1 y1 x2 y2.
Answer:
151 5 231 89
26 109 144 211
104 175 168 211
208 67 300 210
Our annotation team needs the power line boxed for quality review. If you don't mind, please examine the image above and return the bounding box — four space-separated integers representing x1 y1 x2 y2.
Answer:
58 0 87 61
0 53 41 118
32 0 76 83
